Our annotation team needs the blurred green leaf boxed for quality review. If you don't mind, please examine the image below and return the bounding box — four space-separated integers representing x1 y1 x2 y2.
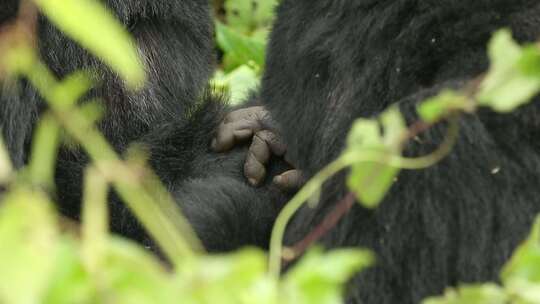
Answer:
345 107 406 208
502 216 540 284
381 106 407 150
518 46 540 77
43 240 94 304
100 238 176 304
282 248 374 304
418 90 471 123
216 21 265 71
33 0 145 88
252 0 278 26
223 0 277 33
422 284 507 304
211 65 259 105
224 0 253 33
177 248 271 304
0 189 59 303
478 29 540 112
0 134 13 183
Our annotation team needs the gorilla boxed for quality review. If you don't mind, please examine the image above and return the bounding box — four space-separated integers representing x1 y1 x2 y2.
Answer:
218 0 540 302
0 0 289 252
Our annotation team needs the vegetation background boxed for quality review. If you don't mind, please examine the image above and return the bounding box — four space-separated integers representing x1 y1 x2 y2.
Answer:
211 0 277 104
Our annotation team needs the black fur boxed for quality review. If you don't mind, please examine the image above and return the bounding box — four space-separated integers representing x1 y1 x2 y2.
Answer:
261 1 540 302
0 0 287 252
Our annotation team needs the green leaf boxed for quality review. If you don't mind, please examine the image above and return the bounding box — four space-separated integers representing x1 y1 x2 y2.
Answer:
345 107 406 208
253 0 278 27
33 0 145 88
501 216 540 284
422 284 507 304
381 106 407 150
0 134 13 183
211 65 260 105
224 0 254 33
346 119 381 149
0 189 59 304
100 238 176 304
224 0 278 34
282 247 374 304
418 91 471 123
348 161 399 209
518 46 540 77
478 29 540 112
216 21 266 71
177 248 271 304
43 240 94 304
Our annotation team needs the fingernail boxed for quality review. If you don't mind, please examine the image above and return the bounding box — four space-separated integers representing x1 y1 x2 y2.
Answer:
273 175 282 185
248 178 257 186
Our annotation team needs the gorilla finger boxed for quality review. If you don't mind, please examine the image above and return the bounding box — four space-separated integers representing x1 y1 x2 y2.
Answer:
212 123 236 152
212 119 261 152
256 130 287 156
244 152 267 186
224 106 266 123
233 129 254 141
250 133 272 164
273 170 304 191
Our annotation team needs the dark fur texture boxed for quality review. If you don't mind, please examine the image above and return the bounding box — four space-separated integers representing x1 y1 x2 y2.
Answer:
0 0 287 252
261 1 540 302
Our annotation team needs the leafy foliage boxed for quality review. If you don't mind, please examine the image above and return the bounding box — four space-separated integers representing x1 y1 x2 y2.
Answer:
212 0 278 104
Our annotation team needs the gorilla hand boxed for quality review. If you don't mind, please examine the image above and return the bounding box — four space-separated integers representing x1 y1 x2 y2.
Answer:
212 106 303 191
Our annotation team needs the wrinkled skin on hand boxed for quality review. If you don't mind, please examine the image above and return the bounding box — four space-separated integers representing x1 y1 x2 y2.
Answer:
212 106 303 191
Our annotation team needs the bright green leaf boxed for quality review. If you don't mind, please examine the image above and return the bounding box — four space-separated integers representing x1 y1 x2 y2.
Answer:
0 134 13 183
282 248 374 304
100 238 176 304
0 189 59 304
177 248 270 304
346 119 381 149
381 106 407 150
253 0 278 27
418 91 471 123
216 21 266 72
43 240 94 304
501 216 540 284
422 284 507 304
211 65 259 105
478 29 540 112
518 46 540 77
348 161 399 209
224 0 277 34
225 0 254 33
345 109 406 208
